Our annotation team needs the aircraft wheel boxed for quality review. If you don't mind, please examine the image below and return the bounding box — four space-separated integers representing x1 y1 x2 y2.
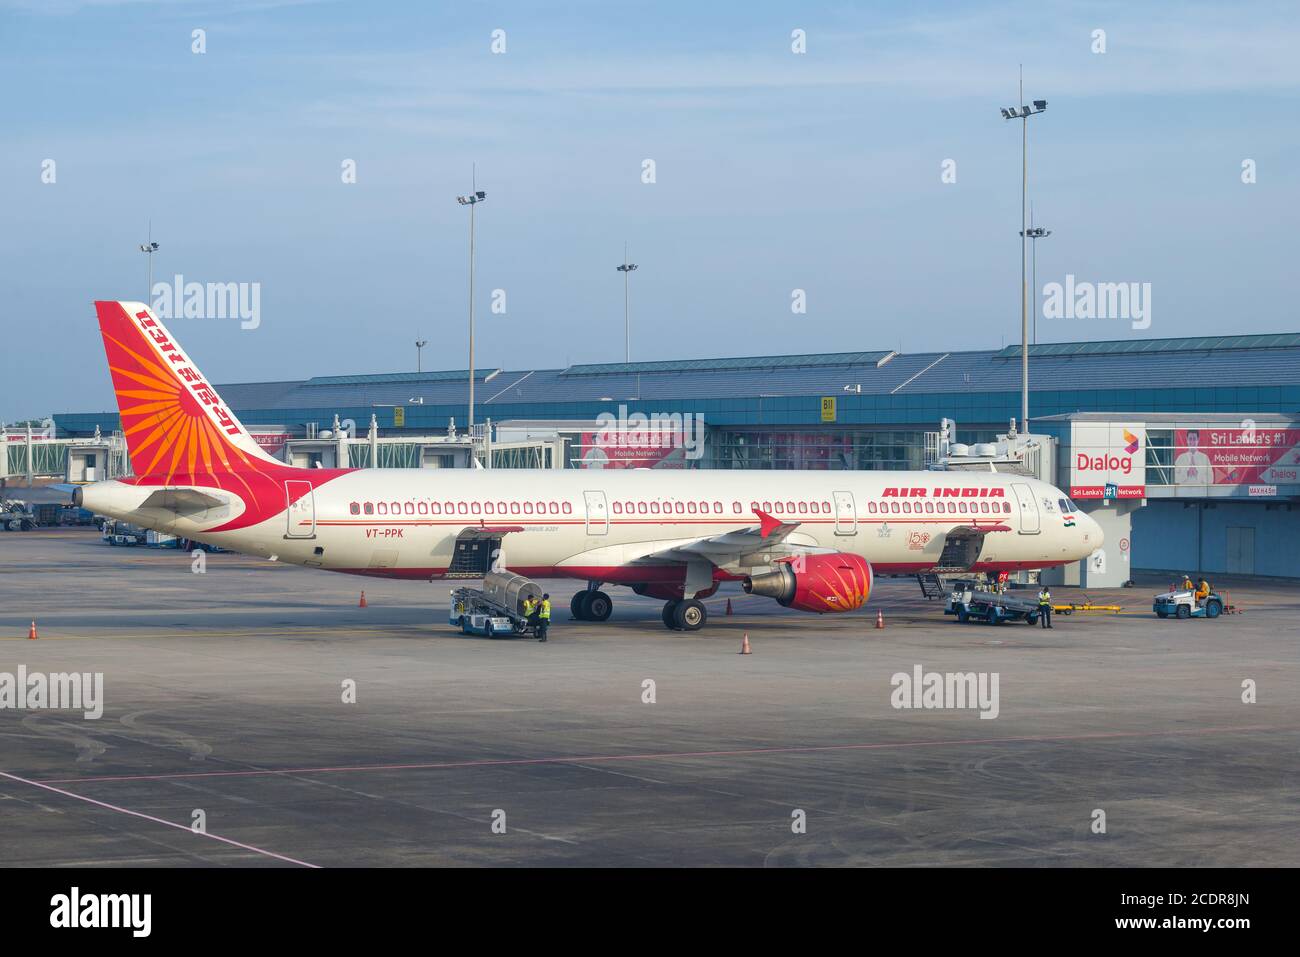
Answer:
661 600 680 629
674 599 707 632
584 591 613 621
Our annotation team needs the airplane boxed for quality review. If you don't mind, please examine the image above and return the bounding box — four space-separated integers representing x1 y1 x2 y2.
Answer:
78 300 1102 632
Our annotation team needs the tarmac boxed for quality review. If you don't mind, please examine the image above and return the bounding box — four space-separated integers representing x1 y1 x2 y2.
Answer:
1 527 1296 867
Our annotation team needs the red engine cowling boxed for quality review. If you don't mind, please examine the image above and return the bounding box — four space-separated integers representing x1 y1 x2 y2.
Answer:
742 553 872 614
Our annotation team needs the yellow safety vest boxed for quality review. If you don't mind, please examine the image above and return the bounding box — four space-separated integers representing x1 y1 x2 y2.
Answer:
522 599 536 615
538 599 551 620
1038 591 1051 606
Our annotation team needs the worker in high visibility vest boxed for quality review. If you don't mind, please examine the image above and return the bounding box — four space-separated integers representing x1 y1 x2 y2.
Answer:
536 594 552 642
1037 586 1053 629
522 594 537 635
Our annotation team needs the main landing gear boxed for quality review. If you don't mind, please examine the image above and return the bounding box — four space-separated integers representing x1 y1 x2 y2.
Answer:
570 586 613 621
661 599 707 632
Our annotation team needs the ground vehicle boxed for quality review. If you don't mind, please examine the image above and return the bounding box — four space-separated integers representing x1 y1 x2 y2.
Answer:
449 570 543 638
1 500 38 531
945 584 1043 625
101 518 147 546
1153 589 1223 619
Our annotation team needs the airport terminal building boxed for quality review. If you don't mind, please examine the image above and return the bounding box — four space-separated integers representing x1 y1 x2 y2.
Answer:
41 331 1300 581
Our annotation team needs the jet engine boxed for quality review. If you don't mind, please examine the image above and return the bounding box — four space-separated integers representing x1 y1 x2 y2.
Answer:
742 553 872 614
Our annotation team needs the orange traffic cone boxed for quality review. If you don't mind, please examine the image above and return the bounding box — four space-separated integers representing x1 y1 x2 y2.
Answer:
875 610 885 629
28 620 38 640
725 598 733 616
739 633 751 655
359 591 367 608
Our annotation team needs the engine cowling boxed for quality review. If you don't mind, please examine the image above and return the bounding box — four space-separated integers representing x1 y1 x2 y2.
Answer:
742 553 872 614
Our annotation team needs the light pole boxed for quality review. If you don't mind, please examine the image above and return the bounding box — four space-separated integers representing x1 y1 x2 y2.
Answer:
139 220 159 307
616 244 638 364
1001 71 1047 430
415 338 428 373
1022 211 1052 345
456 186 486 432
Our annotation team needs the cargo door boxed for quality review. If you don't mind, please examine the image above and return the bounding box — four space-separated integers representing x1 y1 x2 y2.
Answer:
833 490 857 535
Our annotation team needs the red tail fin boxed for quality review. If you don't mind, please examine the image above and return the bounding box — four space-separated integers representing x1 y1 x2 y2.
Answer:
95 300 283 483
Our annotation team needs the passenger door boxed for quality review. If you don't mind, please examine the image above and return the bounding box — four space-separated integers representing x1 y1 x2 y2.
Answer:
583 490 609 535
833 490 857 535
1010 483 1040 534
284 480 315 538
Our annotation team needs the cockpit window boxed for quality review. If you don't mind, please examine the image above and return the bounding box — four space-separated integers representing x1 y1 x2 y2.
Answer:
1058 498 1070 513
1058 498 1079 513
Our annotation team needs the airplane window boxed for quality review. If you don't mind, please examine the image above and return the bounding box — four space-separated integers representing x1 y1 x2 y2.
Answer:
891 502 901 513
509 502 519 514
750 501 760 514
867 502 876 513
364 502 374 515
417 502 428 515
713 502 723 513
1067 499 1078 513
786 501 796 512
687 501 697 514
431 502 441 514
1058 498 1069 513
1004 502 1012 513
377 502 388 515
980 502 989 513
349 502 360 515
612 502 622 514
762 501 772 512
774 502 784 514
498 502 507 514
485 502 495 514
523 502 533 514
637 502 647 514
562 502 572 514
925 502 934 513
470 502 481 515
672 502 682 514
650 502 660 514
822 501 832 512
959 502 968 513
732 501 742 513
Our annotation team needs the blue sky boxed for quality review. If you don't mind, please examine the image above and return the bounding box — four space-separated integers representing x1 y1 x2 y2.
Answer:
2 0 1297 420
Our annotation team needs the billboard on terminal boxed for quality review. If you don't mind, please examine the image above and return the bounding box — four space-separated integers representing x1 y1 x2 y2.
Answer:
1174 426 1300 489
578 430 688 469
1068 422 1146 499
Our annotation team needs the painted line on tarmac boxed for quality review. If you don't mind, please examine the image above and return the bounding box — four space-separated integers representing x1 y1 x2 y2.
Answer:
31 723 1282 787
0 769 318 867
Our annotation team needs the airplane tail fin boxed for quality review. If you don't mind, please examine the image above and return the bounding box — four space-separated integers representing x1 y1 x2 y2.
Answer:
94 300 284 483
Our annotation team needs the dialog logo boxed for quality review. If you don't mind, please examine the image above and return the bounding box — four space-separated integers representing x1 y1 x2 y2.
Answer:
1123 428 1140 455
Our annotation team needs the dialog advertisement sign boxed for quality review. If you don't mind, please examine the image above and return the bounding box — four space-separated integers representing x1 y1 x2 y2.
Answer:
1174 427 1300 488
1069 422 1146 499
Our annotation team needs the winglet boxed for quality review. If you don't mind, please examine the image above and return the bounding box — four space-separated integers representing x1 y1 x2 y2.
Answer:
754 508 782 539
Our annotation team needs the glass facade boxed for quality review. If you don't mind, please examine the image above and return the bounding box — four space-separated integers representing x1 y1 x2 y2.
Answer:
709 428 999 471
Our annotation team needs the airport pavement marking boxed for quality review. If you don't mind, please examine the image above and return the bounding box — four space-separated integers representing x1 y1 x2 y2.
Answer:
0 769 319 867
31 723 1283 787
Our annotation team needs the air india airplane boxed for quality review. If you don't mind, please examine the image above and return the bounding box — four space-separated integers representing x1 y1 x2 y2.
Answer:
78 301 1102 632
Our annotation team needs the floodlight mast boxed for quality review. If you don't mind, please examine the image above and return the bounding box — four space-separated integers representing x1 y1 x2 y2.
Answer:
1001 68 1047 429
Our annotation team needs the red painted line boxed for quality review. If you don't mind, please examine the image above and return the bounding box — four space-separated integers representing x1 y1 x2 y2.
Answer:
0 769 318 868
31 724 1279 787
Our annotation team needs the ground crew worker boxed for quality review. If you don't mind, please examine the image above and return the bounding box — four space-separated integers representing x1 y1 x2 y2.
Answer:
1195 577 1211 607
1181 574 1195 593
1037 586 1053 629
522 594 537 635
536 593 552 642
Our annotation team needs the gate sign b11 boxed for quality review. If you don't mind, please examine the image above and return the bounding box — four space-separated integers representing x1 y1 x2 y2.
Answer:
1069 422 1146 499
